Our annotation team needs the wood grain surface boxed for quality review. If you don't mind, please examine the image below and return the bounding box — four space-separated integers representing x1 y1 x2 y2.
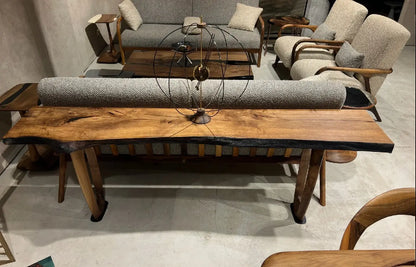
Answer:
262 249 415 267
3 107 394 154
123 50 253 79
0 83 39 112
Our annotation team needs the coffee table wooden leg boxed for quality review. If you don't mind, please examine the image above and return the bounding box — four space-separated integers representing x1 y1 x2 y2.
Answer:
70 149 107 222
291 149 324 224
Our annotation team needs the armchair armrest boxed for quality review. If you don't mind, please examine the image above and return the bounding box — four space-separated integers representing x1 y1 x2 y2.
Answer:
255 15 265 67
293 44 341 64
256 15 265 47
278 24 318 38
291 40 344 65
315 66 393 94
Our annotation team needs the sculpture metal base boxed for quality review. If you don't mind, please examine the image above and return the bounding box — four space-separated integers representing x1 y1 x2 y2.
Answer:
190 108 211 124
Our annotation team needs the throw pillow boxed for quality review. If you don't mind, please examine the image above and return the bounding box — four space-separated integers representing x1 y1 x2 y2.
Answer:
335 41 364 76
182 17 202 35
118 0 143 31
310 23 336 40
228 3 263 32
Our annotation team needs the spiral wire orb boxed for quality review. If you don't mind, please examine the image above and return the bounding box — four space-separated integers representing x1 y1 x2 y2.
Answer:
152 23 251 120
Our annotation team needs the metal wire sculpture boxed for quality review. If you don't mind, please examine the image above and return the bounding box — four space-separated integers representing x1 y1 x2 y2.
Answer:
153 18 251 124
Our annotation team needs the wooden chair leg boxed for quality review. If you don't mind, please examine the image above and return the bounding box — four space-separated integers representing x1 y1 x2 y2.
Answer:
369 106 382 122
319 152 326 206
257 49 262 67
0 231 15 263
58 153 67 203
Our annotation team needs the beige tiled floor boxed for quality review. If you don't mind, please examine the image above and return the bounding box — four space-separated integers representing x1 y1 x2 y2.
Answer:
0 47 414 266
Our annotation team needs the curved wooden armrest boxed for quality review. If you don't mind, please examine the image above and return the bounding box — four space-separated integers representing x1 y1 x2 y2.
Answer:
315 66 393 94
256 15 265 47
278 24 318 37
293 44 340 63
340 188 415 250
315 66 393 77
291 40 344 64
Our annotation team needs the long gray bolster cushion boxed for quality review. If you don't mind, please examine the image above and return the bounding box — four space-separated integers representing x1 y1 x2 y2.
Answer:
38 77 346 109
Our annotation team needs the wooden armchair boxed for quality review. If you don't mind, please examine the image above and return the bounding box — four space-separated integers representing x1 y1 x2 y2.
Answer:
290 14 411 122
340 187 415 250
273 0 368 68
262 188 416 267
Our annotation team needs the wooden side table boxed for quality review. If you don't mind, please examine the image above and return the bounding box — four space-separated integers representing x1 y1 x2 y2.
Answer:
89 14 121 63
264 15 309 55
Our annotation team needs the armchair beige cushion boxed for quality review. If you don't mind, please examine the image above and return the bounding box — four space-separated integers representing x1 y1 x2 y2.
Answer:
274 0 368 68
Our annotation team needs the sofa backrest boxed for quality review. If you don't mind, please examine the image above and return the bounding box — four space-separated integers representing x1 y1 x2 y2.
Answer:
38 78 346 109
132 0 193 24
130 0 259 25
192 0 259 25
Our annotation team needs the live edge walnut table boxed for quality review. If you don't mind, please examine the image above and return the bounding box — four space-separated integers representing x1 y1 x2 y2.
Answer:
2 107 393 223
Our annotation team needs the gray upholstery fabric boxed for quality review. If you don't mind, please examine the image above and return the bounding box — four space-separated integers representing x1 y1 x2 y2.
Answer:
131 0 192 24
121 24 261 49
324 0 368 42
192 0 259 25
310 23 335 40
38 77 346 109
274 36 334 68
335 41 364 76
351 14 411 95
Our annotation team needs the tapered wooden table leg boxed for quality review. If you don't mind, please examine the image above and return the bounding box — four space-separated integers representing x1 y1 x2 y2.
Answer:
319 152 326 206
70 149 107 222
291 149 324 224
58 153 67 203
85 147 106 210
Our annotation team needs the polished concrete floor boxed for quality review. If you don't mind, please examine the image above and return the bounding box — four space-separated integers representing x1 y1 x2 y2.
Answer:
0 47 414 266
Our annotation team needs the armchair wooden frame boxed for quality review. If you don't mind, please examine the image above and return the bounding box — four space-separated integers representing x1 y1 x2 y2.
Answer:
117 15 265 67
340 187 415 250
277 24 318 38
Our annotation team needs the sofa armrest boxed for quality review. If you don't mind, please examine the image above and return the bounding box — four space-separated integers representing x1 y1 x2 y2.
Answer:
278 24 318 38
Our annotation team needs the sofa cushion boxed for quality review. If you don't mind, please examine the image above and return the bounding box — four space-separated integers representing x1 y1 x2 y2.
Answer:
131 0 192 24
228 3 263 32
38 78 346 109
335 41 364 76
182 17 201 35
274 36 334 68
119 0 143 31
192 0 259 25
121 24 261 49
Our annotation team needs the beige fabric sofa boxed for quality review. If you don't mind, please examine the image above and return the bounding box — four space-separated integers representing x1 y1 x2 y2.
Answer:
117 0 265 66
